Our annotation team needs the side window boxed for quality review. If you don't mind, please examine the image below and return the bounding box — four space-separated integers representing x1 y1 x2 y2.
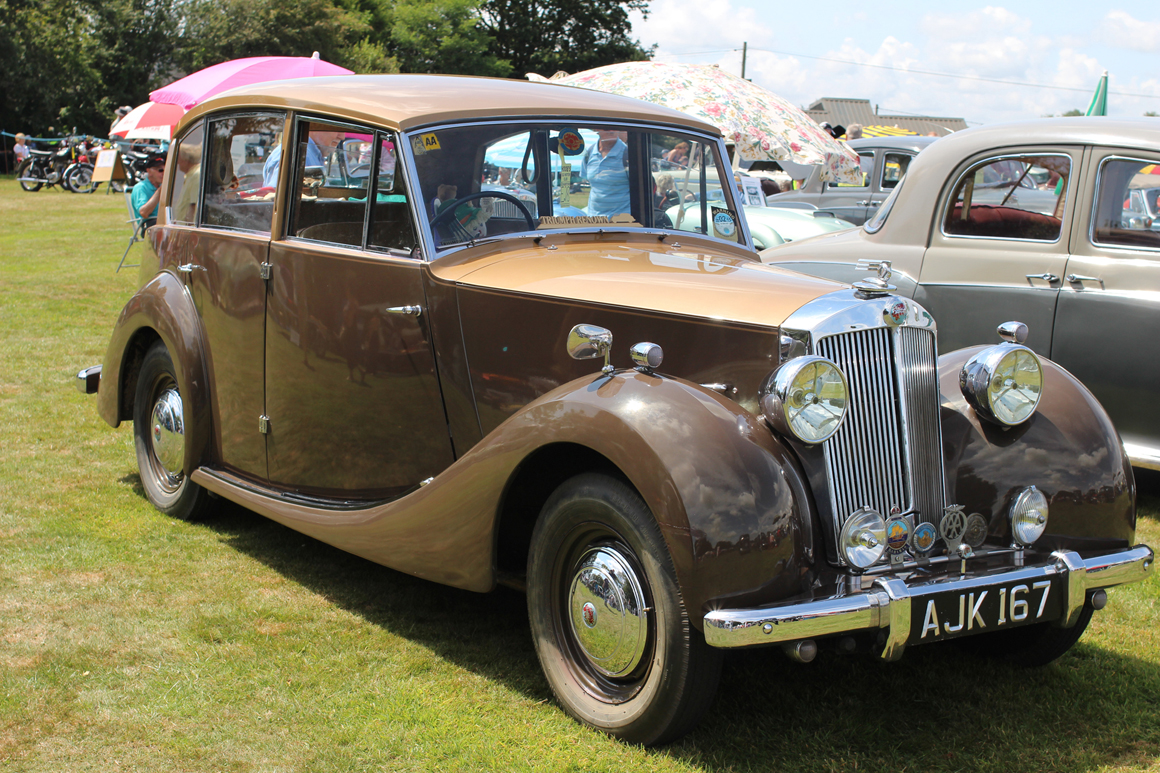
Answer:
829 152 873 188
368 133 418 254
881 153 911 189
943 154 1070 241
1092 157 1160 250
202 113 283 233
169 121 204 225
286 119 369 248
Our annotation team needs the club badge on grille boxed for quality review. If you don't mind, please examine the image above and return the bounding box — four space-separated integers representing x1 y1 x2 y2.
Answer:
964 513 989 548
912 522 938 555
885 509 911 563
940 505 968 552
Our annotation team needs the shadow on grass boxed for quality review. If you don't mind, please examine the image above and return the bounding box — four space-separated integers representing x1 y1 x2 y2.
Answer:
131 481 1160 770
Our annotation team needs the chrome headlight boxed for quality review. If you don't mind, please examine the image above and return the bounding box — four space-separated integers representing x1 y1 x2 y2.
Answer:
761 356 849 444
1010 486 1049 546
839 507 887 569
959 343 1043 426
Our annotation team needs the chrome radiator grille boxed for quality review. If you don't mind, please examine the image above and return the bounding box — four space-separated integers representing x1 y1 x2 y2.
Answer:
816 326 945 530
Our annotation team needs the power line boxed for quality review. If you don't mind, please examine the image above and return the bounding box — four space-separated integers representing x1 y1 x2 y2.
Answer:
721 46 1160 100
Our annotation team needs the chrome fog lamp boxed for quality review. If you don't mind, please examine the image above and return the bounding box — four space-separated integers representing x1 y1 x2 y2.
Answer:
959 344 1043 426
1010 486 1049 546
839 507 887 569
761 356 849 444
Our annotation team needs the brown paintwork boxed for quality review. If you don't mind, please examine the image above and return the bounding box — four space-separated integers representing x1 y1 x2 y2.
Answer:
193 369 816 621
264 241 455 497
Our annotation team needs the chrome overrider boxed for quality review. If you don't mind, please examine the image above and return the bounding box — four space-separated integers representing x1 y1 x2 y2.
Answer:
703 545 1154 658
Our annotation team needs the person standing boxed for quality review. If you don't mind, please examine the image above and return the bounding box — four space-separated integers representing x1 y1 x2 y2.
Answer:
580 129 631 217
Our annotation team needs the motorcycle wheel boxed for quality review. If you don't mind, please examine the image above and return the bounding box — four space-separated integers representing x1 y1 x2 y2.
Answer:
16 159 44 192
64 163 96 194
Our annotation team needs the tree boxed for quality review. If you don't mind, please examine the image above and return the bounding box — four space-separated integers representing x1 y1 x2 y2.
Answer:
392 0 508 75
477 0 652 78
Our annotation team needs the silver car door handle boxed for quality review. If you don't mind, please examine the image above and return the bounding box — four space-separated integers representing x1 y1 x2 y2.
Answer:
385 305 422 317
1066 274 1105 289
1025 273 1059 285
177 263 206 273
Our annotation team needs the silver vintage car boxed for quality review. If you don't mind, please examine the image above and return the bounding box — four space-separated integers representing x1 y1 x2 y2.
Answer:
761 118 1160 472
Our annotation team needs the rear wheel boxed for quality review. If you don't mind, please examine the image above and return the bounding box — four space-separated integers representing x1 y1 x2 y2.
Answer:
17 158 43 192
527 473 722 746
133 341 214 521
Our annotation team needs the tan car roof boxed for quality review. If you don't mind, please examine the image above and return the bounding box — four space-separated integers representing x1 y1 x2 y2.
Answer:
179 73 721 136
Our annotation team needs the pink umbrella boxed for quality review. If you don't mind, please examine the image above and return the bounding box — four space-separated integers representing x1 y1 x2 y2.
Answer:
150 53 353 110
110 101 187 140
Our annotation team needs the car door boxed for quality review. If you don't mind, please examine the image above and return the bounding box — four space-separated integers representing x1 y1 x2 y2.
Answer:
914 148 1079 355
816 150 875 224
1053 149 1160 469
264 120 455 499
171 112 284 479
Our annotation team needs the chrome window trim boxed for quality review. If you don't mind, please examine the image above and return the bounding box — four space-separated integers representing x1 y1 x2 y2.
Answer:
1089 154 1160 254
864 178 903 233
397 118 747 260
937 150 1074 245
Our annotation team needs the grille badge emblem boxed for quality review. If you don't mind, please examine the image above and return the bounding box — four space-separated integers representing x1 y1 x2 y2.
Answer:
883 299 909 327
912 522 938 555
885 509 911 564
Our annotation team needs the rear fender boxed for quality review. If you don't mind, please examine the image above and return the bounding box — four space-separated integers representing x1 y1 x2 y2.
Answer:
97 270 212 474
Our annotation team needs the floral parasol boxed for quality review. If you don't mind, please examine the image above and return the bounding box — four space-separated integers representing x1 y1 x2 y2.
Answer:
532 62 862 184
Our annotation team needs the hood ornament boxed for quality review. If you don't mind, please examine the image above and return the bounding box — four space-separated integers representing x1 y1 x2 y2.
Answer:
853 259 897 297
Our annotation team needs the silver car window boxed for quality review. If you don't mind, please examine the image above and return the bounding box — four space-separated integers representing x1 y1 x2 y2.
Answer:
1091 156 1160 250
942 153 1070 242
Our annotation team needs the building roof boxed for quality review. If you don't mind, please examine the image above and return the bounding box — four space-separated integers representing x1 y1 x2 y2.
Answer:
180 74 720 136
805 97 968 137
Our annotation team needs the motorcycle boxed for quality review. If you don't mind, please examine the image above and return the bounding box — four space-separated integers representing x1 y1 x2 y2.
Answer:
16 134 100 193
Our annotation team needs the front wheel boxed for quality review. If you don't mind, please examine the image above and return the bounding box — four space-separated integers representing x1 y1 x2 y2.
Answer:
527 473 722 746
17 158 44 192
132 341 214 521
64 162 96 193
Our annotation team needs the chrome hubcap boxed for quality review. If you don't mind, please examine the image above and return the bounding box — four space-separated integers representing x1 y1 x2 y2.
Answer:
150 387 185 477
568 546 649 678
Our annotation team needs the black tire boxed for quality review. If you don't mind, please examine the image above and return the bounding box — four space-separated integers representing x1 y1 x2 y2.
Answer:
65 162 96 193
527 473 722 746
17 158 44 192
962 604 1093 668
133 341 214 521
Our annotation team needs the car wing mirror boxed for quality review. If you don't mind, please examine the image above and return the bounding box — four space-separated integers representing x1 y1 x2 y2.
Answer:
567 324 614 375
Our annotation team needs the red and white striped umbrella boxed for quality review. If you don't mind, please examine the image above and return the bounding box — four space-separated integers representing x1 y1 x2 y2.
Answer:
110 102 186 140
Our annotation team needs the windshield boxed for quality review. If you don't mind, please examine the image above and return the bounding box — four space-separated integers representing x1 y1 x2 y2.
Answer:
406 121 744 253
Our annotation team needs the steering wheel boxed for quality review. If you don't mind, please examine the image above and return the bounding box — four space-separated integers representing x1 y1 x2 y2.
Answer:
430 190 536 233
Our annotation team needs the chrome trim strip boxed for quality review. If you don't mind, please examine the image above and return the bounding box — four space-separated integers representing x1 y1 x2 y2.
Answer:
702 546 1154 652
1123 441 1160 471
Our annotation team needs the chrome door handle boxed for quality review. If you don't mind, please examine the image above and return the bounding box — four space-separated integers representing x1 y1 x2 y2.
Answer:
385 305 422 317
177 263 206 273
1066 274 1105 289
1025 273 1059 285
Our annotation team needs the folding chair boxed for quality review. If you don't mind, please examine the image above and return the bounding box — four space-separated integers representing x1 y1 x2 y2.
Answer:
118 187 145 272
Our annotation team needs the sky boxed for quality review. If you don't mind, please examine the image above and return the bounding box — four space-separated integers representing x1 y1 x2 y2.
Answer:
627 1 1160 126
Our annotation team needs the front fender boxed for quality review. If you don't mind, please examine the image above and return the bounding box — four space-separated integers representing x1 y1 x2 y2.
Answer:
939 346 1135 550
97 270 212 474
498 369 816 620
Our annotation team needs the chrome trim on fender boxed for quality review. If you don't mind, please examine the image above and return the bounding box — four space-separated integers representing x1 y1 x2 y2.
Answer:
703 545 1154 653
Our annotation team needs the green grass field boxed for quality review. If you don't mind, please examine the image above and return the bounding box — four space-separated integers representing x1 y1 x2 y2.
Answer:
1 177 1158 772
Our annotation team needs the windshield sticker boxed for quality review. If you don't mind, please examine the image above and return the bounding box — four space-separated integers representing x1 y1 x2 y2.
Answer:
420 133 441 152
558 162 572 207
538 214 642 229
410 135 427 156
558 129 585 155
711 207 738 241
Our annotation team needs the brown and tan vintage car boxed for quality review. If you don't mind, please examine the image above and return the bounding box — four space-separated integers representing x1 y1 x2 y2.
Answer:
760 119 1160 474
78 77 1153 746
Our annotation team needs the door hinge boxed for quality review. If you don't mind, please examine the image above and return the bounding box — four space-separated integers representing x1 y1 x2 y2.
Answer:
260 262 272 280
259 415 270 434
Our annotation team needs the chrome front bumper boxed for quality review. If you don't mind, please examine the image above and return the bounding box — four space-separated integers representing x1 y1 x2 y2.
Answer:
76 365 101 394
703 545 1154 659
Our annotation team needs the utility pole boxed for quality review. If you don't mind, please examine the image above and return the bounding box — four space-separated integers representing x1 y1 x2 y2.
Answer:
741 42 747 80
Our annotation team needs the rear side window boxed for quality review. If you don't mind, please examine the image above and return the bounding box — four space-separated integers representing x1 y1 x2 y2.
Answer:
202 113 283 233
1091 157 1160 250
881 153 911 189
169 122 203 225
943 154 1070 241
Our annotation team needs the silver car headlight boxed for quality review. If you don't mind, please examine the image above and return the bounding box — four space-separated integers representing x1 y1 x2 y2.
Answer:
839 507 887 569
1010 486 1049 546
761 355 849 444
959 343 1043 426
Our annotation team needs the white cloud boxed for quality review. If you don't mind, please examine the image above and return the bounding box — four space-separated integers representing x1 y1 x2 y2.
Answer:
631 0 771 53
1098 10 1160 52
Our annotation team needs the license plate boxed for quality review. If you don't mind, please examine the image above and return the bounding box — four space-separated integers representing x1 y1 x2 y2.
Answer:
909 577 1062 644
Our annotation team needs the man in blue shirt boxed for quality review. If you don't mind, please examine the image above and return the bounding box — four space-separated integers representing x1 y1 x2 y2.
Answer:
131 154 166 227
263 128 345 187
580 130 632 217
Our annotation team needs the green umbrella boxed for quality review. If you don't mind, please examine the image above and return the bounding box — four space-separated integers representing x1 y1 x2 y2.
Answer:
1086 70 1108 117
